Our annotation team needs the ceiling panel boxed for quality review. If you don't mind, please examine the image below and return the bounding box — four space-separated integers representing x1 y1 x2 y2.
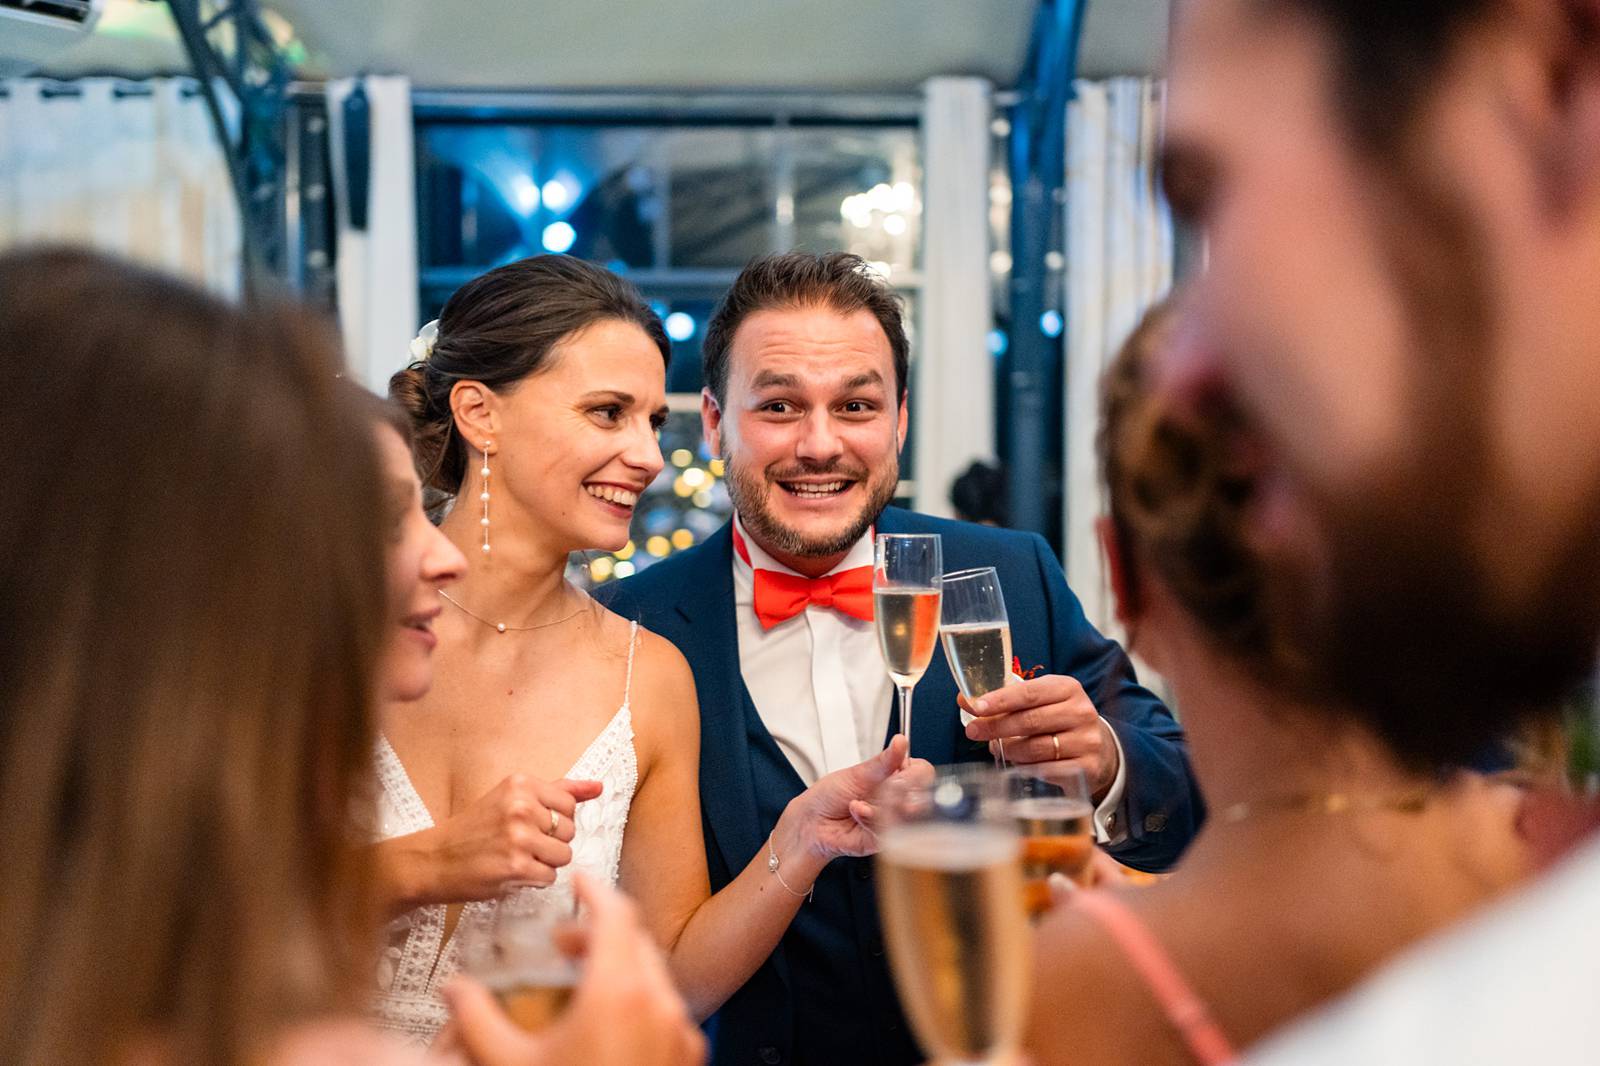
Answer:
41 1 1169 88
274 0 1034 91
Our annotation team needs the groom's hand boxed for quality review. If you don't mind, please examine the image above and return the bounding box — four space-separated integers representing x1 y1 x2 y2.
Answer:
960 674 1120 799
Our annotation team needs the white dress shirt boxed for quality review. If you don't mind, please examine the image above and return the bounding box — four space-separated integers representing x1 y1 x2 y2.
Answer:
731 516 1129 843
733 517 889 784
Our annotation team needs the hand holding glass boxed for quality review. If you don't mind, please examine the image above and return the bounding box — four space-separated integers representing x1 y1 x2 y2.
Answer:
874 533 942 751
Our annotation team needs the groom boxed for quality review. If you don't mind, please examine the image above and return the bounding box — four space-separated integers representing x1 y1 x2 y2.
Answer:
605 252 1200 1066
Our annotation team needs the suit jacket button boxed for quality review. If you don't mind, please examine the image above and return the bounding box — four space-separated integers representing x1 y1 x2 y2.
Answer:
854 861 872 881
870 937 885 958
1144 811 1168 833
758 1046 782 1065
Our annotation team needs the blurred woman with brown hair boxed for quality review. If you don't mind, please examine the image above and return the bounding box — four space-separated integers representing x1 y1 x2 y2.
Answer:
0 247 389 1066
1021 297 1529 1066
0 248 703 1066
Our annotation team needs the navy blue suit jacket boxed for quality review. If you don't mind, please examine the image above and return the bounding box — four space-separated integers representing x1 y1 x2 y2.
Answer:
601 508 1201 1066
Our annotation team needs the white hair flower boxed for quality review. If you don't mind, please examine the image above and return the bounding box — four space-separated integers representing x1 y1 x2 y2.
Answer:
409 319 440 362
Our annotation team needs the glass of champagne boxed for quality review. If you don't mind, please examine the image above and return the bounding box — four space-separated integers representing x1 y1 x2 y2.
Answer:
875 763 1031 1066
458 888 581 1033
874 533 943 752
1006 767 1095 920
939 567 1013 766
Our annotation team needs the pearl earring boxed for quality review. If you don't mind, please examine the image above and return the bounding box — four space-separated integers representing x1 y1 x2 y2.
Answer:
479 441 492 554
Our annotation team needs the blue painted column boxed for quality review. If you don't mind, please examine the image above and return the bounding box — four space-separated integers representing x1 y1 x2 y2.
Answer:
1005 0 1086 542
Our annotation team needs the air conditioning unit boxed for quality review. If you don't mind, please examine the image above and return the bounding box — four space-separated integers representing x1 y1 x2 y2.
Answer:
0 0 104 78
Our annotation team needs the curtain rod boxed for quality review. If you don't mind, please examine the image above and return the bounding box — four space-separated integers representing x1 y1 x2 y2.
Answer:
0 76 205 100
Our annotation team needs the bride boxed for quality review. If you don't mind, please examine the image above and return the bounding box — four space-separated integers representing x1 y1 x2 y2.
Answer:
372 254 913 1044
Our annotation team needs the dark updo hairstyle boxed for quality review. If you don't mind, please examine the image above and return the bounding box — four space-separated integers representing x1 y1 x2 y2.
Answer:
1098 295 1278 670
390 254 670 498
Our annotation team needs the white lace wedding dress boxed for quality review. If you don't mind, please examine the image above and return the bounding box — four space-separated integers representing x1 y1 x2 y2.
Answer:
368 622 640 1045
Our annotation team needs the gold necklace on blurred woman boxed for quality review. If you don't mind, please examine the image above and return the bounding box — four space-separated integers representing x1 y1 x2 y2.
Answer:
1218 787 1433 825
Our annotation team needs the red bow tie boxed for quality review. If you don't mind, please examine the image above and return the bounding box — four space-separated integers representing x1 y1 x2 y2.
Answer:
733 525 875 630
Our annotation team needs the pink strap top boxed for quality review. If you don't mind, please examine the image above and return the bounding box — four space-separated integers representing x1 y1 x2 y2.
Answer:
1071 890 1238 1066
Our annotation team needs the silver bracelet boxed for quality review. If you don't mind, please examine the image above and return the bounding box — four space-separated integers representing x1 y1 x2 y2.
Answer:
766 832 814 902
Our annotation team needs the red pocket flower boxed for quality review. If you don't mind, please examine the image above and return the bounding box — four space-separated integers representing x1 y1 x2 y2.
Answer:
1012 655 1044 680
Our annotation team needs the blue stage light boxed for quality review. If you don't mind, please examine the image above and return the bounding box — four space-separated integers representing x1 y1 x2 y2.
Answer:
1039 310 1063 338
542 176 576 212
509 174 540 214
541 221 577 253
665 312 695 342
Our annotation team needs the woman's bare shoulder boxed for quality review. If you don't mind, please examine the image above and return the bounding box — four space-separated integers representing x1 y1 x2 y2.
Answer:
1026 894 1176 1066
590 598 695 697
629 627 699 729
586 600 698 753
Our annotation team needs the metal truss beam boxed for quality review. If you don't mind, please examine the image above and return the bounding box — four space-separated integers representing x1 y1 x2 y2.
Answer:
163 0 293 297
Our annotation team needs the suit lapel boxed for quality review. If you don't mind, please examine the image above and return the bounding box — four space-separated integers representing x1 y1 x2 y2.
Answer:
670 524 767 879
875 508 962 766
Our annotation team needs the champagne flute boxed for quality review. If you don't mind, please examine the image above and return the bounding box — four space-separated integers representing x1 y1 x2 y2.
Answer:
458 887 581 1033
939 566 1013 766
874 533 943 753
1006 767 1095 920
875 764 1031 1065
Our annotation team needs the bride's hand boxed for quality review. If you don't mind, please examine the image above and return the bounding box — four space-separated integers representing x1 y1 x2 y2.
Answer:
784 735 932 861
408 775 604 904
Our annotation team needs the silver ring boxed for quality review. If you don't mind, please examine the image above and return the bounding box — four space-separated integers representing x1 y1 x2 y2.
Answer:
550 809 560 835
1052 732 1061 761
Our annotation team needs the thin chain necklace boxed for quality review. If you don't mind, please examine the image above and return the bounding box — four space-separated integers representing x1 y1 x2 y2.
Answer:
1219 787 1431 825
437 588 587 634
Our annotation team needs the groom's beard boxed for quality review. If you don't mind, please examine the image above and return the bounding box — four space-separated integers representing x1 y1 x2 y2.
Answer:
721 441 899 559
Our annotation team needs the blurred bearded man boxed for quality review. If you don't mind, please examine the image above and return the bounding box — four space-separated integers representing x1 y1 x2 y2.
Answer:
1150 0 1600 1061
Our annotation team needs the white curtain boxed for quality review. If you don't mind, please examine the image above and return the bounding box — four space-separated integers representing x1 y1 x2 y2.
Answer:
915 77 995 517
0 77 241 298
327 76 419 394
1062 77 1174 639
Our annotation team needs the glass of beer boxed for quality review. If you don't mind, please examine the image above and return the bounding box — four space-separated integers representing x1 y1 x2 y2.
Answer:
458 888 581 1033
875 764 1031 1065
874 533 943 753
1006 767 1095 919
938 567 1013 766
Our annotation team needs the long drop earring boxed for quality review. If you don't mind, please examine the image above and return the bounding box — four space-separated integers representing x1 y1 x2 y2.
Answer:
479 440 492 555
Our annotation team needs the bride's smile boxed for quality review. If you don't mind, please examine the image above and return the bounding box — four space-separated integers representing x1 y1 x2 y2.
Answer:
584 480 646 516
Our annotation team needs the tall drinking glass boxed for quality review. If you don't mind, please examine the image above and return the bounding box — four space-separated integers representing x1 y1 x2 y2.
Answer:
1006 767 1095 920
874 533 943 752
875 764 1031 1066
458 889 581 1033
939 567 1013 765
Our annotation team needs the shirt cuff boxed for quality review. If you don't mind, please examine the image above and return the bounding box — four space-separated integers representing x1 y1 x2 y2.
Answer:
1092 720 1129 845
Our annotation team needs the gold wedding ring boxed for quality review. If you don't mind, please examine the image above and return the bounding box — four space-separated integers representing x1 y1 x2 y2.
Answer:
1052 732 1061 761
550 809 560 835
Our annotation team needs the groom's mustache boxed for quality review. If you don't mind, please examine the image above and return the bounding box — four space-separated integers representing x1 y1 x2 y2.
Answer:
762 460 873 482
